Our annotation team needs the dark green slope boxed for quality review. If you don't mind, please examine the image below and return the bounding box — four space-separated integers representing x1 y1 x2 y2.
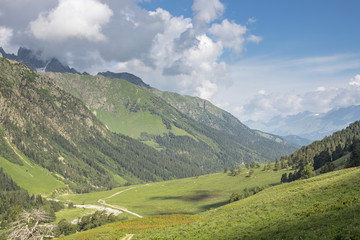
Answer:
284 120 360 168
0 58 200 193
46 72 295 171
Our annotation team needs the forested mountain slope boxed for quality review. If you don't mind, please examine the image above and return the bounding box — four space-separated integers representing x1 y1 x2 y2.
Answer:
283 120 360 168
0 57 202 193
46 72 296 167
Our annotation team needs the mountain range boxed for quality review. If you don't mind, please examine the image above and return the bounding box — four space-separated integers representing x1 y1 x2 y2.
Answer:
1 56 201 193
246 105 360 142
45 71 296 165
0 48 298 194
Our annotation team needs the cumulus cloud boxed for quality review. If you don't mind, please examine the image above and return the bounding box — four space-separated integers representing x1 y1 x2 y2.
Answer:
192 0 225 26
114 9 229 99
209 19 247 53
30 0 113 42
0 0 261 102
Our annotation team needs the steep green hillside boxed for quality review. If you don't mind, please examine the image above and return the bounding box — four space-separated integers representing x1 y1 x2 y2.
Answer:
0 156 67 195
153 90 298 158
0 58 202 193
136 167 360 239
0 128 67 195
45 72 296 170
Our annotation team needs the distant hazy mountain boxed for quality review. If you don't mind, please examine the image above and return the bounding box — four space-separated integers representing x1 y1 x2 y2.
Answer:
246 106 360 141
0 47 80 74
282 135 312 147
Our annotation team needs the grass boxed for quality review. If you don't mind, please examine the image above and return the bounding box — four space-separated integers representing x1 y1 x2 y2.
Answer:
57 166 290 217
95 109 167 139
56 167 360 239
0 156 67 195
135 167 360 239
59 214 201 240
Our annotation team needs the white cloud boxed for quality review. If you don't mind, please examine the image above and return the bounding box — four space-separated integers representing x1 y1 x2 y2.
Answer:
109 6 232 101
209 19 247 53
30 0 113 42
0 0 260 106
232 74 360 122
247 35 263 44
0 26 17 53
192 0 224 25
349 74 360 86
0 26 13 47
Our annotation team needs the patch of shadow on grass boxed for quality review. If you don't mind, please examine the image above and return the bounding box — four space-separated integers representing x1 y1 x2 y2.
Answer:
149 190 220 202
199 200 229 211
153 211 194 216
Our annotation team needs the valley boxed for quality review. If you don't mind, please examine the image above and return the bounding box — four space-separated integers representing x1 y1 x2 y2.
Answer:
0 55 359 240
57 167 360 240
0 0 359 238
56 166 289 218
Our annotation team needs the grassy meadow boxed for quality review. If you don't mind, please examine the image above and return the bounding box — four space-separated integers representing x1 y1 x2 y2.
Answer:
60 214 201 240
136 167 360 239
56 166 289 217
58 167 360 240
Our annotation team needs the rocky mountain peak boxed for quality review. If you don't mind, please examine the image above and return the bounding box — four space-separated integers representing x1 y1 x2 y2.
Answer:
0 47 80 74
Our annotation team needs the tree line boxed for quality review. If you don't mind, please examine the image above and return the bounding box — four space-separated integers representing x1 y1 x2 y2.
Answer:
280 121 360 183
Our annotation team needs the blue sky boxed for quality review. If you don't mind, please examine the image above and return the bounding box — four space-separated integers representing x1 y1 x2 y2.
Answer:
0 0 359 123
139 0 360 57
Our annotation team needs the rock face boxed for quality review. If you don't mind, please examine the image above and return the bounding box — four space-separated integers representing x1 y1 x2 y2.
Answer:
17 47 47 70
0 47 80 74
45 58 79 74
0 47 16 60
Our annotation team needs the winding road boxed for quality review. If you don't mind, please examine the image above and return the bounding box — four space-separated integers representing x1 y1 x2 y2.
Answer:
97 185 149 218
